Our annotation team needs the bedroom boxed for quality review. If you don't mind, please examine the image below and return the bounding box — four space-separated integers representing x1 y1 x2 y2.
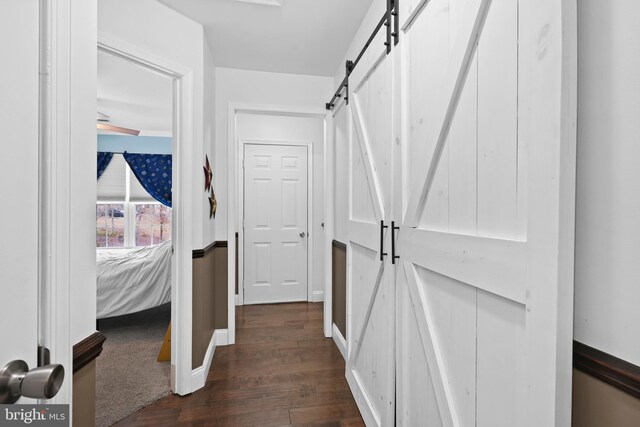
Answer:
95 48 174 426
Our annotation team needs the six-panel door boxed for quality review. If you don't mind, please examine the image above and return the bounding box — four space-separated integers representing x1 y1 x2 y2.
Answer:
244 144 309 305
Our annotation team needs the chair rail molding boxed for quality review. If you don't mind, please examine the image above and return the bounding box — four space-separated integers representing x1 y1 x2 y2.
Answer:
574 340 640 399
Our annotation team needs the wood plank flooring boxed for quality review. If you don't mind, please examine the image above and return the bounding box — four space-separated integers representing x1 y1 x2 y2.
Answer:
114 302 364 426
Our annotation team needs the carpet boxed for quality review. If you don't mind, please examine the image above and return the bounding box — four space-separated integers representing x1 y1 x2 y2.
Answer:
96 303 172 427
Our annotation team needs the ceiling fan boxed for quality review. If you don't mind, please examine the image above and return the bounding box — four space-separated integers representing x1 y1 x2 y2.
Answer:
97 112 140 136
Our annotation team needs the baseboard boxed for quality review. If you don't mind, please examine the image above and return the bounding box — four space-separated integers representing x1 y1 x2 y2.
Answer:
332 323 347 360
312 290 324 302
235 294 239 306
214 329 229 346
191 328 228 390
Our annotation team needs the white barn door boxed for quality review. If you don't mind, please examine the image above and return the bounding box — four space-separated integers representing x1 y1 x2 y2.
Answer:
394 0 575 426
346 28 396 427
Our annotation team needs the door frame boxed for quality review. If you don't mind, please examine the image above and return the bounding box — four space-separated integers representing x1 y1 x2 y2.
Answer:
97 32 195 396
227 103 333 343
239 139 313 305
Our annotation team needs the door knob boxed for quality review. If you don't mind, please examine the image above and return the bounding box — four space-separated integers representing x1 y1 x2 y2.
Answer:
300 232 306 238
0 360 64 404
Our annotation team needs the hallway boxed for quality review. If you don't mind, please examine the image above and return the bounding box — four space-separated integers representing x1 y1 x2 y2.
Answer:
114 303 364 426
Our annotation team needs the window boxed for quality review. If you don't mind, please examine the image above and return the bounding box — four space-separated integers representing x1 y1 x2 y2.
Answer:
96 154 171 248
96 204 125 248
135 204 172 246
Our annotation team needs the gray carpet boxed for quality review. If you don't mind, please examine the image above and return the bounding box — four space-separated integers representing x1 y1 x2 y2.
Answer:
96 303 172 427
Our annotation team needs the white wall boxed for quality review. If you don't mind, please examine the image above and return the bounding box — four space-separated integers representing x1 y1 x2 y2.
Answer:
236 114 326 296
574 0 640 365
71 0 99 345
203 37 216 245
99 0 215 249
214 67 333 241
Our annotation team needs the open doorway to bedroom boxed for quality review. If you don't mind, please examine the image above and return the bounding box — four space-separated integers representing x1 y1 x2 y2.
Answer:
95 49 174 427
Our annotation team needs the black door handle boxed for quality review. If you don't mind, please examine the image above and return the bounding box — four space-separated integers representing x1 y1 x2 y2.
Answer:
391 221 400 264
380 220 388 261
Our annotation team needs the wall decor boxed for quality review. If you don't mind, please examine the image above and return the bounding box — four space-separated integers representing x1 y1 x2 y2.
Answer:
209 189 217 219
203 154 212 191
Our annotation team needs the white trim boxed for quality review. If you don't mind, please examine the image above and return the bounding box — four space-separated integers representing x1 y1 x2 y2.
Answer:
213 328 229 346
233 0 283 7
190 334 215 390
227 103 330 346
190 329 229 389
311 290 325 302
98 32 195 396
323 112 335 338
238 138 313 306
234 294 239 306
39 0 73 406
332 323 347 360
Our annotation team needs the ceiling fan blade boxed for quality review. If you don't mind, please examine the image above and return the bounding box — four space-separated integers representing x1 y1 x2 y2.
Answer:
96 123 140 136
97 111 110 122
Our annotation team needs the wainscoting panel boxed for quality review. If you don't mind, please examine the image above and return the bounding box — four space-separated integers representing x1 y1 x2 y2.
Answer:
73 360 96 427
214 244 229 329
72 332 105 427
332 240 347 339
192 241 228 369
573 341 640 426
573 369 640 427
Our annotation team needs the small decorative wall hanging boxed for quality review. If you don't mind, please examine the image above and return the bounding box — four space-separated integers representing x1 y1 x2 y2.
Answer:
203 154 213 191
209 189 217 219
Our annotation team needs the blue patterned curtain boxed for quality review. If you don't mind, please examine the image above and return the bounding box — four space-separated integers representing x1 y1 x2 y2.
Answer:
97 152 114 180
123 152 172 207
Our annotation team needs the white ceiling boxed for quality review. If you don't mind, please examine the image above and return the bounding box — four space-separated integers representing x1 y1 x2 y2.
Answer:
159 0 373 76
97 50 173 134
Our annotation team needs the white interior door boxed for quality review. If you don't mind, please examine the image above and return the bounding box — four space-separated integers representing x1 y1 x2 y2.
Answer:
346 28 396 426
243 143 309 304
0 0 41 403
395 0 576 426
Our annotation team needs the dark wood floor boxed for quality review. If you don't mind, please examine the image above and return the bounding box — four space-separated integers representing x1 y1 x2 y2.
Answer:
114 302 364 426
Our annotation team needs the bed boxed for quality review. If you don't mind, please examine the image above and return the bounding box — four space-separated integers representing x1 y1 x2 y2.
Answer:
96 240 172 319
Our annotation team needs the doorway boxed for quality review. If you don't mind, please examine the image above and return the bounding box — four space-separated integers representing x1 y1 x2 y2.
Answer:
228 105 331 343
95 48 174 426
243 142 311 304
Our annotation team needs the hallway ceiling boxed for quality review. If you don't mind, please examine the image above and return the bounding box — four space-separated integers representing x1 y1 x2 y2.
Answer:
158 0 373 76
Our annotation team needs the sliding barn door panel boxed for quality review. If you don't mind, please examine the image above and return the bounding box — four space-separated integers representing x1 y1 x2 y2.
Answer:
339 0 574 425
394 0 576 426
347 28 395 427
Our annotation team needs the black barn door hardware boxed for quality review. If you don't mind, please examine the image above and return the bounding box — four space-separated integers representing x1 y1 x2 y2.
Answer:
393 0 399 46
384 0 392 53
391 221 400 264
326 0 399 110
380 220 389 261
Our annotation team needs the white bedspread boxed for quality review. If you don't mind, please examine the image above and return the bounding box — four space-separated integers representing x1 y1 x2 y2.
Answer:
96 240 172 319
